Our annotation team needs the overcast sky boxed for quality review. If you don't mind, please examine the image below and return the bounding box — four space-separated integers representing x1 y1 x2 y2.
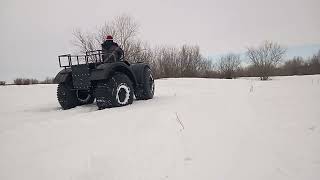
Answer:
1 0 319 82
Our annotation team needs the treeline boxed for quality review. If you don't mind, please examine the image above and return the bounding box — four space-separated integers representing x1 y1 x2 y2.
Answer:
73 15 320 80
130 45 213 79
120 42 320 80
274 55 320 76
0 77 55 86
236 54 320 78
14 77 55 85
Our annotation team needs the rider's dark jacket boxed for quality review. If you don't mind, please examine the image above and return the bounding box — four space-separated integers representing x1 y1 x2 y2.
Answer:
101 40 124 63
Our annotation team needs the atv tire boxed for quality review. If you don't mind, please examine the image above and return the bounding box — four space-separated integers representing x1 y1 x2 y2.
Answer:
135 67 155 100
76 90 95 105
57 83 79 109
96 73 134 109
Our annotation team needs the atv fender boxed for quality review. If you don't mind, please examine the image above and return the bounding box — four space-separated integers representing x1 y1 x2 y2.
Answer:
130 63 150 85
54 68 72 84
90 62 137 87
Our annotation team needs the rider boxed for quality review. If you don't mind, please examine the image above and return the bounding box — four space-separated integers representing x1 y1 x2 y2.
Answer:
101 35 124 63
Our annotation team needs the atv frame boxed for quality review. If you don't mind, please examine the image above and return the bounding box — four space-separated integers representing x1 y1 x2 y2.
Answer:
54 50 154 110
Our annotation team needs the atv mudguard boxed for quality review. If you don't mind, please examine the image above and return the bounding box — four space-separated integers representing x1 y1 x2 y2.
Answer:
130 63 150 85
54 68 72 84
90 61 138 87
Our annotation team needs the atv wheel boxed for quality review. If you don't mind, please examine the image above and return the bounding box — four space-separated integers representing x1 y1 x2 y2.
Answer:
76 90 95 105
96 73 134 109
135 67 155 100
57 83 79 109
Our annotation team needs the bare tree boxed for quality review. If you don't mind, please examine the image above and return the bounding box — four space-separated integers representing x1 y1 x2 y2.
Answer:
307 50 320 74
156 46 180 78
282 56 304 75
247 41 286 80
217 53 241 79
13 78 39 85
72 29 98 53
152 45 212 78
178 45 204 77
197 57 214 78
72 15 217 79
73 14 140 62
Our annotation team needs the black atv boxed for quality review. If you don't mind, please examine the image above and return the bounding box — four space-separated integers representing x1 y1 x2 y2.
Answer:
54 50 154 110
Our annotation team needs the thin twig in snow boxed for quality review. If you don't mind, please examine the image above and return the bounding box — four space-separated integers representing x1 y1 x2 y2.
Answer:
175 112 185 130
249 81 254 93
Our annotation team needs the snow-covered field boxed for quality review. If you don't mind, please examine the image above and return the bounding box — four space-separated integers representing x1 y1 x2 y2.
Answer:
0 75 320 180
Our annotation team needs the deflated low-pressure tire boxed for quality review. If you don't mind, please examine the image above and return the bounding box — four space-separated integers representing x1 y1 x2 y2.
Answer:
135 67 155 100
96 73 134 110
57 83 79 109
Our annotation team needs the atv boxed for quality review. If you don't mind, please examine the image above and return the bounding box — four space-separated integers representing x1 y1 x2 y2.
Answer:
54 50 154 110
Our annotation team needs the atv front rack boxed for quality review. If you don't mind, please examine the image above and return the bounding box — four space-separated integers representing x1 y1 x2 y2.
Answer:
58 50 104 68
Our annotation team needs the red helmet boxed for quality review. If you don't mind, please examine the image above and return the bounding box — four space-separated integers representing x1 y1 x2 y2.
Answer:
105 35 113 41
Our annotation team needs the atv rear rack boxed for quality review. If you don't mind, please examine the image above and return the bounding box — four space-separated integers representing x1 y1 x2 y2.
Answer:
58 50 104 68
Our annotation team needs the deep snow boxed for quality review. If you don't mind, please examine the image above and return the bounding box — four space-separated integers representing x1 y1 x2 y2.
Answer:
0 75 320 180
